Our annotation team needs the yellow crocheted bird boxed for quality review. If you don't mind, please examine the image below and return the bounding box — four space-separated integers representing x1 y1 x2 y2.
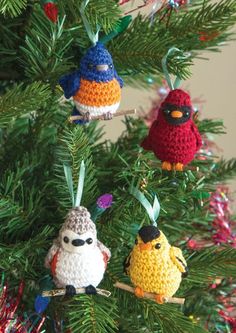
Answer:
124 225 188 304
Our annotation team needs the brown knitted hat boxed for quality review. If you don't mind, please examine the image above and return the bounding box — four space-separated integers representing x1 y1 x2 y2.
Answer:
60 206 96 235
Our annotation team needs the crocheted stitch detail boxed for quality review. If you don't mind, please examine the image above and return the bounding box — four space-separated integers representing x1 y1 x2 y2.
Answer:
74 101 120 116
61 207 96 235
80 42 116 83
73 78 121 107
162 89 191 107
141 89 202 165
54 247 106 288
129 231 183 297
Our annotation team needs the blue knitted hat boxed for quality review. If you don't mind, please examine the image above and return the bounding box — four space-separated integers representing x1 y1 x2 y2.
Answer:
79 42 115 82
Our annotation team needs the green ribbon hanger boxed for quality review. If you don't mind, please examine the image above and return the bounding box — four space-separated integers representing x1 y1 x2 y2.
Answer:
80 0 100 45
63 160 86 208
100 15 132 44
162 47 190 91
130 185 160 226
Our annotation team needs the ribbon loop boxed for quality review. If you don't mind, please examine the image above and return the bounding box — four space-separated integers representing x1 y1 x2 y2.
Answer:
75 161 85 207
130 186 160 226
152 195 161 222
162 47 190 90
63 161 86 208
63 165 75 207
80 0 100 45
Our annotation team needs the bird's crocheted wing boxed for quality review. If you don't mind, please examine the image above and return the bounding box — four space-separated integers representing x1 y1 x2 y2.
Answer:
45 240 60 269
59 70 81 99
114 69 124 88
123 252 131 276
141 120 158 151
191 122 202 151
97 240 111 266
169 246 188 277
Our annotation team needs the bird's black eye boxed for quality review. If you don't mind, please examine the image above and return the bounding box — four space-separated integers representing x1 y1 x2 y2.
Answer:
109 64 113 69
135 239 138 245
88 63 94 69
86 238 93 244
64 236 69 244
164 109 171 114
155 243 161 249
184 112 189 117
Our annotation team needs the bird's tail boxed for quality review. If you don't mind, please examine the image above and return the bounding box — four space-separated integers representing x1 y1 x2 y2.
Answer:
176 257 188 278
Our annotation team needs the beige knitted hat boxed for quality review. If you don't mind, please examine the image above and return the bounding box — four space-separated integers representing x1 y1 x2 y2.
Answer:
60 206 96 235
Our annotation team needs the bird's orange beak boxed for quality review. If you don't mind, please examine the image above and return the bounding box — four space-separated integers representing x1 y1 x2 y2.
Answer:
171 110 183 118
139 243 152 251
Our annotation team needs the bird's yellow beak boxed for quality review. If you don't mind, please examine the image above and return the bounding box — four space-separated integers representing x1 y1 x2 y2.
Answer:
139 243 152 251
171 110 183 118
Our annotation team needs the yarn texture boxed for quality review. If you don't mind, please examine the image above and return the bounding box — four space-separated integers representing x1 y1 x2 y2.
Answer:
51 246 106 288
125 228 187 298
141 89 202 165
45 206 111 289
59 42 123 117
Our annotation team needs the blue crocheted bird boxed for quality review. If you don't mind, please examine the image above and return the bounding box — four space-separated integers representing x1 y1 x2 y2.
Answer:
59 42 123 123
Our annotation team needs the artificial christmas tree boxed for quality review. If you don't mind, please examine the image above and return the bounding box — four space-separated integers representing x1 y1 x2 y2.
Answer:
1 0 236 332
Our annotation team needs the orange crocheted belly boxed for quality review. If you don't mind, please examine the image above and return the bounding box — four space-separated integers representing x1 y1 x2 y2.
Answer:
73 78 121 107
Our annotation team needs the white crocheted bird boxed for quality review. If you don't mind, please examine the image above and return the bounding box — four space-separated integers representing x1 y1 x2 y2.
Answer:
45 162 111 296
45 206 111 295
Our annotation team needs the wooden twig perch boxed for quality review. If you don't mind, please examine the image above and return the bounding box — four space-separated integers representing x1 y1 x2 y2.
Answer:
114 282 185 305
42 288 111 298
69 109 136 122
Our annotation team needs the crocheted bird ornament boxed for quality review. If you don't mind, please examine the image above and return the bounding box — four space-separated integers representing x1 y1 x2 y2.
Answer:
45 206 111 296
124 225 188 304
124 188 188 304
59 42 123 123
141 89 202 171
44 162 111 296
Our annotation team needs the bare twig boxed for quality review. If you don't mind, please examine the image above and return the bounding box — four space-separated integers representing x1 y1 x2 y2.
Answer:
69 109 136 122
42 288 111 298
114 282 185 304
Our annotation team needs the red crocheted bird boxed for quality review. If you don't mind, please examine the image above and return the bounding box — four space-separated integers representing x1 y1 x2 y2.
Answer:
141 89 202 171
